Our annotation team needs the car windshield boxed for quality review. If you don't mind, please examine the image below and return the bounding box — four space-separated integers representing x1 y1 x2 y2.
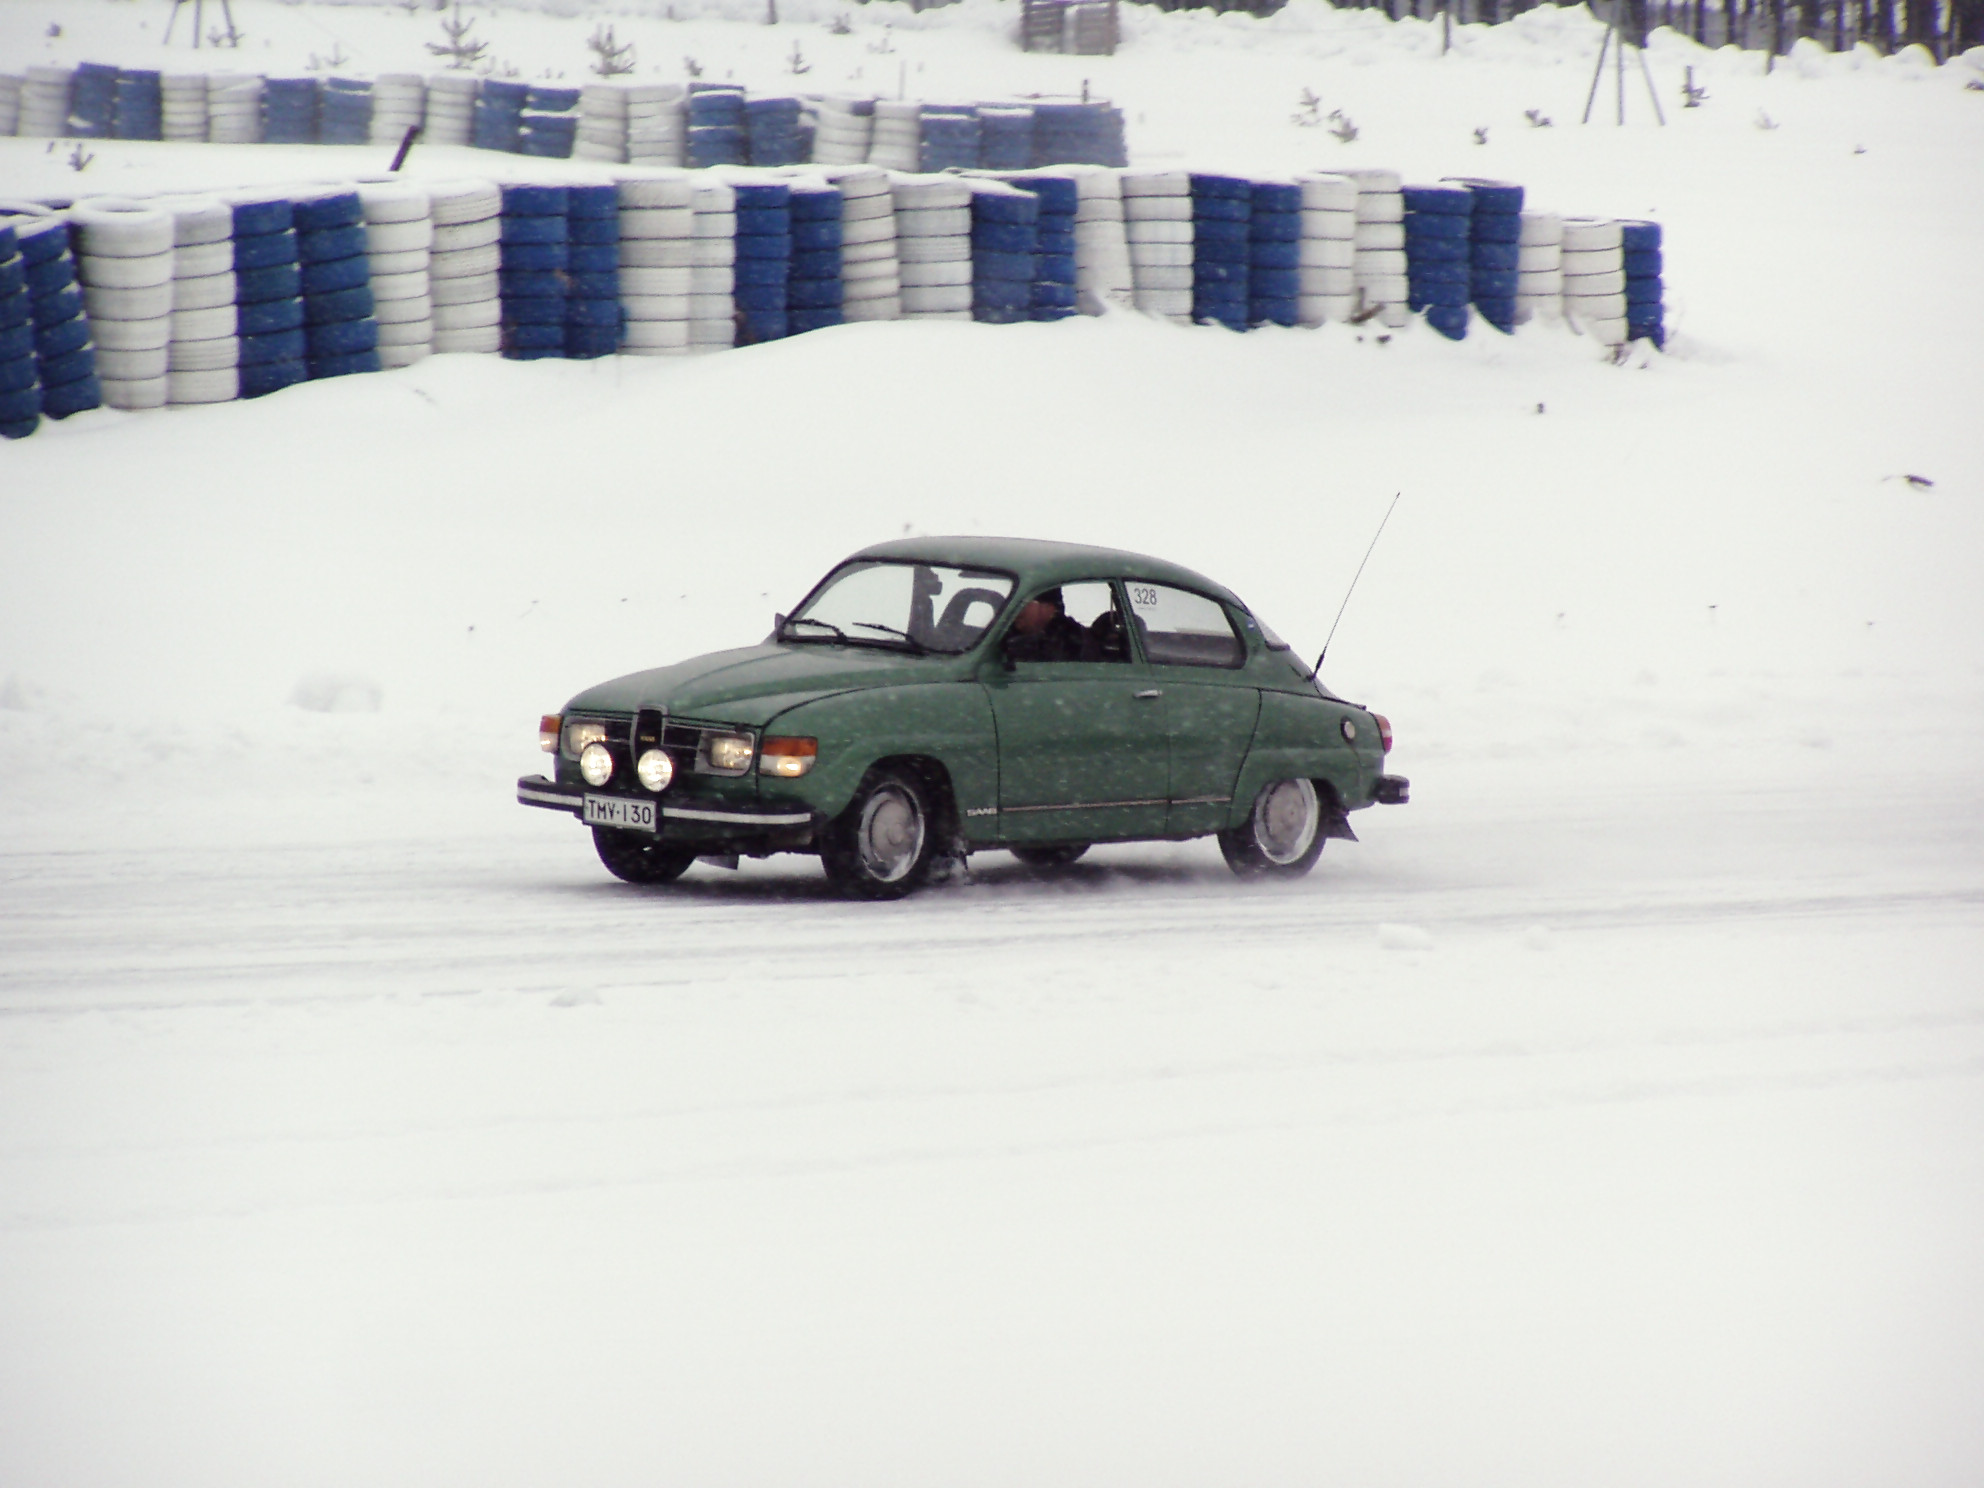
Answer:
786 561 1016 655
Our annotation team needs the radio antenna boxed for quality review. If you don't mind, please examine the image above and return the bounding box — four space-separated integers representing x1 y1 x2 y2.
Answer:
1313 492 1400 677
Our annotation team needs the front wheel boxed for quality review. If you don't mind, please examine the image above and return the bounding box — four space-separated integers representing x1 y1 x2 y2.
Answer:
1218 779 1327 879
820 768 942 899
592 827 699 885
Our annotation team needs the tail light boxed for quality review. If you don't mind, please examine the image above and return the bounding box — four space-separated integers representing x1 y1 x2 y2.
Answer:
1373 713 1393 754
539 714 561 753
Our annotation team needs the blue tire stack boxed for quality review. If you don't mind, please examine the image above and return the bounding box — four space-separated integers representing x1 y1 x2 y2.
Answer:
1403 183 1474 341
1622 219 1664 348
970 183 1038 326
978 108 1035 171
261 78 319 145
1190 174 1251 332
746 96 804 167
733 181 792 344
499 183 568 360
786 183 844 336
113 69 163 141
564 183 621 360
685 85 746 168
520 86 579 159
0 224 40 440
1446 177 1522 335
19 216 99 421
1013 174 1077 322
919 108 982 172
318 77 373 147
473 80 529 154
1031 102 1126 168
231 193 308 399
1247 180 1302 328
68 63 117 138
296 189 378 381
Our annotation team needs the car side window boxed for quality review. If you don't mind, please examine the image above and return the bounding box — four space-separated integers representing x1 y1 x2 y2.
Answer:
1123 582 1245 668
1002 580 1131 664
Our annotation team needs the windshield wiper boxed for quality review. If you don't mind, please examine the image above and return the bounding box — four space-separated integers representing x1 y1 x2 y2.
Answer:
781 616 847 643
852 621 926 654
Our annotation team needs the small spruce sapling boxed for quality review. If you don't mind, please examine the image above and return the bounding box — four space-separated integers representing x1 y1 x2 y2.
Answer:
1292 88 1324 127
1525 108 1553 127
425 3 488 69
788 42 812 75
829 12 853 34
1328 109 1358 144
588 23 636 76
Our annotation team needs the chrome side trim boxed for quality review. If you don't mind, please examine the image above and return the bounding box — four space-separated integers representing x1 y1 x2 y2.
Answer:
1169 795 1232 807
1001 798 1169 814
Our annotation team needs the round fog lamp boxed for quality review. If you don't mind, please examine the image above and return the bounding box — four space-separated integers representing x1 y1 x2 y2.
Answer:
579 741 614 787
636 748 675 793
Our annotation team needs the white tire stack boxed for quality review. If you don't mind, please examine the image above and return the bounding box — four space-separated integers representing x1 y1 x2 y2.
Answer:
70 198 175 410
154 194 238 406
617 171 693 355
1295 172 1357 326
422 74 476 149
892 174 971 320
825 165 899 323
206 73 262 144
626 84 685 167
370 74 426 148
426 178 500 354
575 84 628 163
20 67 72 138
160 72 208 141
0 74 19 137
868 101 921 172
688 177 736 352
1559 216 1626 346
1343 167 1408 328
1515 210 1563 325
1070 166 1133 315
812 97 873 166
360 181 433 369
1121 169 1193 323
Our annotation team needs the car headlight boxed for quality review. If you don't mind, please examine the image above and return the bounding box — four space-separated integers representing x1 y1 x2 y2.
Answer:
636 748 675 793
563 719 607 758
579 741 614 786
705 731 755 773
758 736 818 777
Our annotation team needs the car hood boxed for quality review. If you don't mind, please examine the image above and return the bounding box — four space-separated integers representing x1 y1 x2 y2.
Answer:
564 642 955 727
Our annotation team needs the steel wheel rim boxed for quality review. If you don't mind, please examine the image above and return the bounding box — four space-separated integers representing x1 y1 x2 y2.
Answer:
857 785 924 882
1254 778 1319 865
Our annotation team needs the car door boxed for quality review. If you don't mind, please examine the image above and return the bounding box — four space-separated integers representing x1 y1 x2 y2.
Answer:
1121 580 1262 836
981 580 1170 843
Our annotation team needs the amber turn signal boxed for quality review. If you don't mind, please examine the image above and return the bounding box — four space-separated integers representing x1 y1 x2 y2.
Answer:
539 714 561 753
758 736 818 777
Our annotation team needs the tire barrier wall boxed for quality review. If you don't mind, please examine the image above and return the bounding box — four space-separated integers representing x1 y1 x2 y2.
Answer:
0 167 1665 439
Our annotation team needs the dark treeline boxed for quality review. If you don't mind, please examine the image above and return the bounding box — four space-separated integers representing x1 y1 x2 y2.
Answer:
1139 0 1983 57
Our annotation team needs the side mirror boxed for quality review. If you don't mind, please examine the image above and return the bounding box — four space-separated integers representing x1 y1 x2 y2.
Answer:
771 613 787 640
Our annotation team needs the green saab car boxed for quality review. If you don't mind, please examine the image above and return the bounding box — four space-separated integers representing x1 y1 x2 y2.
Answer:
517 536 1408 897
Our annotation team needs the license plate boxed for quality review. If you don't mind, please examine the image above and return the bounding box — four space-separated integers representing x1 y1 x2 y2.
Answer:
583 795 658 832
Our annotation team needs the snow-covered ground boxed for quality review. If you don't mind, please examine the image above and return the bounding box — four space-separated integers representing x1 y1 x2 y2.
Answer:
3 5 1982 1486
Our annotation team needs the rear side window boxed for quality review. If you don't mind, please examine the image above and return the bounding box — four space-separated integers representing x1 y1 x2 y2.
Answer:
1124 582 1244 668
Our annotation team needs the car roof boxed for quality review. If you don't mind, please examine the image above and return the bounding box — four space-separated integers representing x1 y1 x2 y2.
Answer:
847 535 1244 607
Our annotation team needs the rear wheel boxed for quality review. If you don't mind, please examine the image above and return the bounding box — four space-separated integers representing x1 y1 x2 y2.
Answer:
1219 779 1327 879
821 768 941 899
1011 843 1089 869
592 827 698 885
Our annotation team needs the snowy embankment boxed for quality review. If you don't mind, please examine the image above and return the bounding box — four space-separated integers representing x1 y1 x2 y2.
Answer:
2 4 1983 1487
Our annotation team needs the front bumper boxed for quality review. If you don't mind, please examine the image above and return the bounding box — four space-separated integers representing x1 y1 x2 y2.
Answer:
516 774 819 832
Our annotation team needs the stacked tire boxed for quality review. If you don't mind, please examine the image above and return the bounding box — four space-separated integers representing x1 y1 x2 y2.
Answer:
688 179 736 352
228 190 307 399
473 80 528 154
113 68 164 141
811 97 872 168
732 181 791 345
979 107 1035 172
319 77 372 147
1515 210 1562 325
18 214 101 421
1032 102 1127 169
71 197 175 410
787 182 844 336
1621 219 1664 348
868 101 921 172
161 71 208 142
746 96 804 167
360 181 434 369
0 74 25 138
422 74 475 149
1122 170 1192 324
427 178 501 355
262 77 318 145
370 74 426 149
1447 176 1522 335
1247 179 1301 328
686 85 746 169
564 183 621 359
1069 166 1134 316
575 84 628 164
207 73 262 144
1015 173 1078 322
919 108 980 172
1295 172 1356 326
829 166 900 324
520 86 579 160
1345 167 1408 329
69 63 117 139
498 183 568 361
19 67 71 138
0 222 40 440
1402 182 1473 341
893 175 972 322
1190 173 1250 333
1560 216 1627 347
159 194 239 406
295 189 379 380
617 171 693 356
626 84 685 167
969 181 1038 326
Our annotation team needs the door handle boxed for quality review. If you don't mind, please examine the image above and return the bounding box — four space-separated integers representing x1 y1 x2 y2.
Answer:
1134 689 1162 700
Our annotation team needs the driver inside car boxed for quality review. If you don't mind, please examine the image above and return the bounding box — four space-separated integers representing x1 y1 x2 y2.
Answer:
1003 587 1091 663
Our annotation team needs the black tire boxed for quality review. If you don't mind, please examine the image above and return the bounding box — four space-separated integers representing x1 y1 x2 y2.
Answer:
1219 779 1328 879
592 827 699 885
1011 843 1089 869
820 767 942 900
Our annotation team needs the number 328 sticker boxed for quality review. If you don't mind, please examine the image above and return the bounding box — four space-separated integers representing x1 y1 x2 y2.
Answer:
1128 584 1160 609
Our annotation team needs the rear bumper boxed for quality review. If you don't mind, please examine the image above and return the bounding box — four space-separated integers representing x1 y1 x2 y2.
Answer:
1374 774 1410 805
515 774 819 831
